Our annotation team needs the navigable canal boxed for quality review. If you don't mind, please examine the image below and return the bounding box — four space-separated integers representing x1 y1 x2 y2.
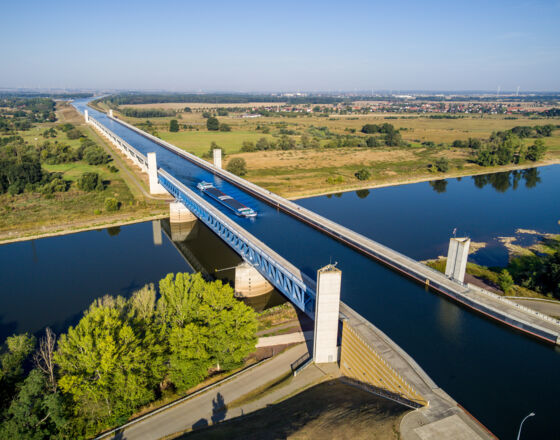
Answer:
1 101 559 438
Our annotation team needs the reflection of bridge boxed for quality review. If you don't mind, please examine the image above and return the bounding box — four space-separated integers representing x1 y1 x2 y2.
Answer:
83 105 558 439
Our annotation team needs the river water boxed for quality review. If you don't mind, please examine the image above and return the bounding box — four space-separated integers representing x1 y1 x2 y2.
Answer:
1 101 559 438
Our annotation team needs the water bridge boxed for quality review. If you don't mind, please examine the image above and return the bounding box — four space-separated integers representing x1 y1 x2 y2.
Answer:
80 102 560 439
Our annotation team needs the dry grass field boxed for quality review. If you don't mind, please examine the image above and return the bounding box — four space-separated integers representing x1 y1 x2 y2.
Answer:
113 103 560 198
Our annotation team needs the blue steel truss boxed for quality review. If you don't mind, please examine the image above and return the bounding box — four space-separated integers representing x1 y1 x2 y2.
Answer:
158 172 316 317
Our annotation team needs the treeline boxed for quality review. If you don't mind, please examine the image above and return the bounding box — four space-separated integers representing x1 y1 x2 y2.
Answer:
0 273 258 438
0 98 57 133
0 92 93 99
101 93 343 106
0 124 110 195
120 107 176 118
444 124 556 167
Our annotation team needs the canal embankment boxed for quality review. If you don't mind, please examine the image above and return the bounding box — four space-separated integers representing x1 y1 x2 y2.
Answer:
339 303 497 440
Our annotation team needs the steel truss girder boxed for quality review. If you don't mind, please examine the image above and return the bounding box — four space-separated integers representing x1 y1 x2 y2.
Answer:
159 173 315 317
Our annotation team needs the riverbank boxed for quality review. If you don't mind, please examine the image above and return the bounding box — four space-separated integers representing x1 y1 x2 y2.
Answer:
0 211 168 245
285 158 560 200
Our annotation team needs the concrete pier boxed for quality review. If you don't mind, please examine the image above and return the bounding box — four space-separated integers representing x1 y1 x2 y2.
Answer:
147 153 168 195
213 148 222 169
445 237 470 283
109 109 114 117
234 262 273 297
169 201 196 223
84 109 89 123
313 264 342 364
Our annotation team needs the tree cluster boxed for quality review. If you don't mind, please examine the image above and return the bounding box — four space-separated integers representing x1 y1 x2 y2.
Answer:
120 108 176 118
0 273 258 438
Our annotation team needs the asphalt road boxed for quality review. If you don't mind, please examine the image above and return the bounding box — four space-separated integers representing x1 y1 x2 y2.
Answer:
111 343 309 440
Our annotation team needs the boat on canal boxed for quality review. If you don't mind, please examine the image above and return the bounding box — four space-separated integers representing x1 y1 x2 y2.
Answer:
197 181 257 218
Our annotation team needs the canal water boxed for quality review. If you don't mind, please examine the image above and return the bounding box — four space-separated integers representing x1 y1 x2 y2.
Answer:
1 100 559 438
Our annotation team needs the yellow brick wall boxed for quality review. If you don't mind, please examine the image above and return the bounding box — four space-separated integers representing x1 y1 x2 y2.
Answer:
340 321 427 406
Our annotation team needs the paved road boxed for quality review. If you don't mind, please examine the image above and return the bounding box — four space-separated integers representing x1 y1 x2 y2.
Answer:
511 298 560 317
111 343 309 440
256 330 314 348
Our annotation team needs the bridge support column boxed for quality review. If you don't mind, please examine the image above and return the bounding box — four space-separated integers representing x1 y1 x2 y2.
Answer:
84 110 89 123
234 262 274 297
445 237 470 283
213 148 222 169
313 264 341 364
170 201 196 223
147 152 169 195
152 220 162 246
108 109 114 117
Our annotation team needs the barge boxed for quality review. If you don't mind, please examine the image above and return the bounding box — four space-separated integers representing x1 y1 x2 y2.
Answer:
197 181 257 218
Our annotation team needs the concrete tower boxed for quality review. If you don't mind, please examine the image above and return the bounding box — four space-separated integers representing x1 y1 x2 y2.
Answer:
445 237 471 283
313 264 342 364
213 148 222 169
147 152 168 195
84 110 89 123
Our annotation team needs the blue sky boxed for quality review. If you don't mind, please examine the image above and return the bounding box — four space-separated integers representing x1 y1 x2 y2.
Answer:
1 0 559 91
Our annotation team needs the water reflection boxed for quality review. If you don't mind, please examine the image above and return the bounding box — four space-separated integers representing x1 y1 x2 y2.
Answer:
429 179 448 193
160 219 285 312
471 168 541 192
355 189 370 199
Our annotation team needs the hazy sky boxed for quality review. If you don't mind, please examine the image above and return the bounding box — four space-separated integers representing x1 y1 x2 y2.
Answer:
2 0 559 92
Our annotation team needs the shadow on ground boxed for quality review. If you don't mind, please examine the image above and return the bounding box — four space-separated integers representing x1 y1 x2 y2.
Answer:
179 379 409 440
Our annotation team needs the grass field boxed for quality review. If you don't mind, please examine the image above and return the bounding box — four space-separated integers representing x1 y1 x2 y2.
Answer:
0 102 167 241
115 105 560 198
160 131 275 156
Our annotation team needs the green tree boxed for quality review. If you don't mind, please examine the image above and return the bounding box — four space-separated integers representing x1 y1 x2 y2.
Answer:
0 333 36 409
207 117 219 131
219 123 231 132
169 119 179 132
435 157 449 172
361 124 380 134
526 139 547 161
156 273 258 388
226 158 247 176
241 141 256 152
366 136 378 148
76 172 103 192
498 269 514 293
104 197 119 212
0 369 67 440
55 297 161 431
354 168 370 180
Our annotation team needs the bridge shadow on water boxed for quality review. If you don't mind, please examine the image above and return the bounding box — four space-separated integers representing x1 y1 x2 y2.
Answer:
178 379 408 440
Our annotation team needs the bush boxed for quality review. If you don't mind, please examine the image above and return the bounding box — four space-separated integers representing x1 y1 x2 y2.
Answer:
219 123 231 132
77 172 104 192
104 197 120 212
66 128 83 140
435 157 450 172
366 136 378 148
108 165 119 173
169 119 179 132
207 117 219 131
354 168 371 180
241 141 256 152
498 269 514 293
226 158 247 176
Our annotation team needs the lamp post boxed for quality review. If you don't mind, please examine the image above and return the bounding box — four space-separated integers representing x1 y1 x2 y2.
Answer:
517 412 535 440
